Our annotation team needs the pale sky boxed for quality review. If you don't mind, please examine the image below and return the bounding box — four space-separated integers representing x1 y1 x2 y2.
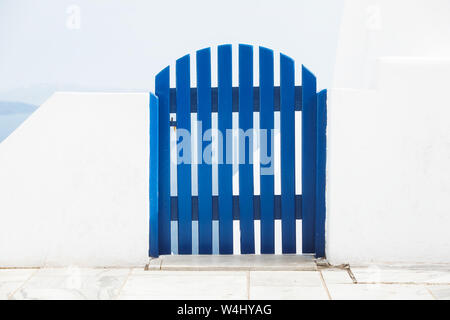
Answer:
0 0 344 105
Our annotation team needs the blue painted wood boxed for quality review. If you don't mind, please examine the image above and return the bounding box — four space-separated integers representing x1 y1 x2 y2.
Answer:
315 89 327 258
152 45 326 257
280 53 296 254
197 48 213 254
149 93 159 258
155 67 171 255
170 86 298 114
238 44 255 254
259 46 275 254
274 195 281 219
295 194 302 219
302 65 317 254
192 196 198 220
212 195 219 220
191 197 199 253
170 196 178 220
232 195 240 220
217 44 233 254
176 54 192 254
253 195 261 219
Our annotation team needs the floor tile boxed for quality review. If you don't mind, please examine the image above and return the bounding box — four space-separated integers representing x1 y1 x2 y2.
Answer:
119 270 247 300
427 285 450 300
2 265 448 300
321 269 354 284
327 283 434 300
351 265 450 284
0 269 37 300
249 271 328 300
11 267 130 300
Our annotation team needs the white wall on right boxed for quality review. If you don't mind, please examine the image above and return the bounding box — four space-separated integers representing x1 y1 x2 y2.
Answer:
326 0 450 264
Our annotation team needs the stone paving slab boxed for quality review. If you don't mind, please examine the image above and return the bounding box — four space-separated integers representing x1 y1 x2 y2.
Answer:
2 262 450 300
326 283 434 300
119 270 247 300
249 271 329 300
5 267 130 300
147 254 317 271
427 285 450 300
351 264 450 284
320 269 354 284
0 269 37 300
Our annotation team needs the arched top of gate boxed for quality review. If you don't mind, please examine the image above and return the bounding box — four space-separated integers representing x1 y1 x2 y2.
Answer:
154 44 318 113
155 44 317 85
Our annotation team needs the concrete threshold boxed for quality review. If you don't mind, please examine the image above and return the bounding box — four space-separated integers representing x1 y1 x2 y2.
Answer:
146 254 318 271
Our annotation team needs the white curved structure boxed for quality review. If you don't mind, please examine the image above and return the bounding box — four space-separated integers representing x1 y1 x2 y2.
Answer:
0 93 149 267
326 0 450 264
334 0 450 89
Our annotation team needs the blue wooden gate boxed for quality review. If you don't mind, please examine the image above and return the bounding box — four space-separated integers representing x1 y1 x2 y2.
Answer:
149 44 327 258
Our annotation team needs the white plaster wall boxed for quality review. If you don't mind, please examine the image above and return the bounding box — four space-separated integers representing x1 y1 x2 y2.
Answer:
327 0 450 264
334 0 450 90
0 93 149 267
327 59 450 264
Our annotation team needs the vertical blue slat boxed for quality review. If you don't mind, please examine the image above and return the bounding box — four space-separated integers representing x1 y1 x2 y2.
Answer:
218 44 233 254
259 46 275 254
197 48 213 254
176 55 192 254
149 93 159 257
315 89 327 258
302 65 317 253
280 54 296 253
238 44 255 254
155 67 171 255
